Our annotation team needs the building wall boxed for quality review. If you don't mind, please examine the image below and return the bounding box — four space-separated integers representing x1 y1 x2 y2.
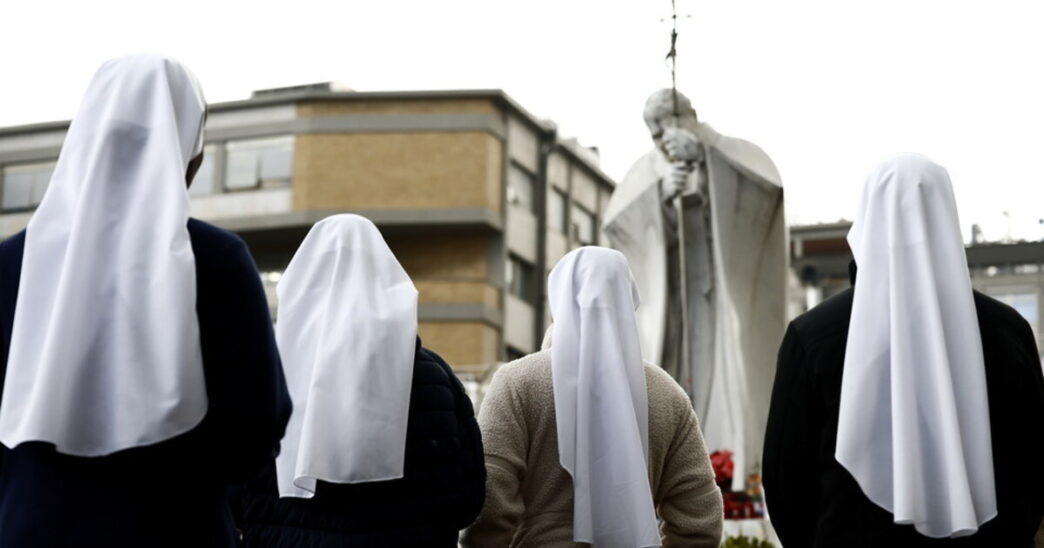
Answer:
201 98 511 373
506 116 540 173
417 322 499 374
291 99 513 371
292 132 503 213
547 153 569 192
389 231 488 278
414 280 499 309
297 98 499 117
387 231 502 370
571 168 599 213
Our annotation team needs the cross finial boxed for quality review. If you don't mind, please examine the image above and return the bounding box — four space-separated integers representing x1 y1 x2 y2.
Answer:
661 0 692 121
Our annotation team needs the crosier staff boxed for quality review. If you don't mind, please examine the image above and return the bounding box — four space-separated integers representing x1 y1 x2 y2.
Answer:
663 0 697 392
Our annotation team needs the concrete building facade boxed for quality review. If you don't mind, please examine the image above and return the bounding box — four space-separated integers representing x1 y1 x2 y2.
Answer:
0 83 616 380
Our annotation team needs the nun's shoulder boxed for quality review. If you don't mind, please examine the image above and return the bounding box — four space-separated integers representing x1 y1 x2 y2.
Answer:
0 230 26 262
415 345 456 385
972 290 1036 345
788 287 854 344
643 362 691 407
187 218 251 263
492 350 551 385
973 290 1027 326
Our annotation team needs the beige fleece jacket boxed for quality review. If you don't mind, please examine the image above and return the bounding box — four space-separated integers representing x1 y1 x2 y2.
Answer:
461 350 723 547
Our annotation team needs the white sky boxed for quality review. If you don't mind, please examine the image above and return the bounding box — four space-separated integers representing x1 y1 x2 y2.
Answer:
2 0 1042 241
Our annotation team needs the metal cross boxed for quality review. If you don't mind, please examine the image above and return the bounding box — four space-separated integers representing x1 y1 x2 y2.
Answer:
662 0 693 121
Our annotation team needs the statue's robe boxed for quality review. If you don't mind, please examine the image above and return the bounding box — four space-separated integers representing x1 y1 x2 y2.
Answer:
602 122 786 489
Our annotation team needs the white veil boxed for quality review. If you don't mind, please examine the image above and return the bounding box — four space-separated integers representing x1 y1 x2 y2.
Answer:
548 246 660 548
837 154 996 537
0 54 208 456
275 214 418 498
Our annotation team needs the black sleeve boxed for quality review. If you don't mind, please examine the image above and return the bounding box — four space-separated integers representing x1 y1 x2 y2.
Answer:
763 323 821 547
424 348 486 528
201 237 292 484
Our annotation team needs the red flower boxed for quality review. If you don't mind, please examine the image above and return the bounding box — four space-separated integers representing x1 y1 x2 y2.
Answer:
722 491 755 520
710 450 734 486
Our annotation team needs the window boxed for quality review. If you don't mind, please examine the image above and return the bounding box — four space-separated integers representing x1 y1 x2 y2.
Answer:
225 136 293 191
571 204 596 245
188 144 219 197
2 161 54 211
1015 264 1042 275
548 188 567 233
507 163 536 214
506 255 536 301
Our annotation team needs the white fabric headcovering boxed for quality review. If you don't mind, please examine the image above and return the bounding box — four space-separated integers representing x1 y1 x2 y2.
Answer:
548 246 660 548
0 54 207 456
275 214 418 498
837 153 996 538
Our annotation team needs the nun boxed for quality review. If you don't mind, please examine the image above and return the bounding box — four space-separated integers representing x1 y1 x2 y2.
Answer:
462 246 723 548
238 214 485 547
0 55 292 547
763 154 1044 547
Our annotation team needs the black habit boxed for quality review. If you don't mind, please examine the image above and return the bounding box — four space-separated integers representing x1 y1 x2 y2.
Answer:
763 266 1044 547
0 219 292 548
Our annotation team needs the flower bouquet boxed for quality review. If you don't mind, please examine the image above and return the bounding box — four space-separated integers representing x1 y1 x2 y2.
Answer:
710 450 765 520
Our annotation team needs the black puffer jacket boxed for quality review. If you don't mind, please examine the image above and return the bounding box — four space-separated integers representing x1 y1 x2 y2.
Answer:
239 342 485 548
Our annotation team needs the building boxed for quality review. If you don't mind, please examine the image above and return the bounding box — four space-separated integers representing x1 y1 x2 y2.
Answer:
792 221 1044 356
0 83 617 381
790 221 855 303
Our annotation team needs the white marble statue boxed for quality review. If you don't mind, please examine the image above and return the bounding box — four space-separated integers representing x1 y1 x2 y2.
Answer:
602 89 786 490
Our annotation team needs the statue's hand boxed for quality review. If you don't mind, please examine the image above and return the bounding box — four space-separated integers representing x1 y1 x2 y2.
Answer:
663 128 704 163
662 161 691 202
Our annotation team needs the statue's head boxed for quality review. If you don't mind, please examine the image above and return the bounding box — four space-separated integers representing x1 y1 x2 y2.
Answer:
643 88 698 150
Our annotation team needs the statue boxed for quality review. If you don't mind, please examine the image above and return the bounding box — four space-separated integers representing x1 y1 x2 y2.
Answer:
602 89 786 490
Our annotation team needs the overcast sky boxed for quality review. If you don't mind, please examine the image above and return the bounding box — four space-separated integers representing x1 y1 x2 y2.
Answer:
2 0 1042 241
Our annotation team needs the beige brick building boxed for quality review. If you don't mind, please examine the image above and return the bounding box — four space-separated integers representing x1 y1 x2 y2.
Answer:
0 83 616 380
